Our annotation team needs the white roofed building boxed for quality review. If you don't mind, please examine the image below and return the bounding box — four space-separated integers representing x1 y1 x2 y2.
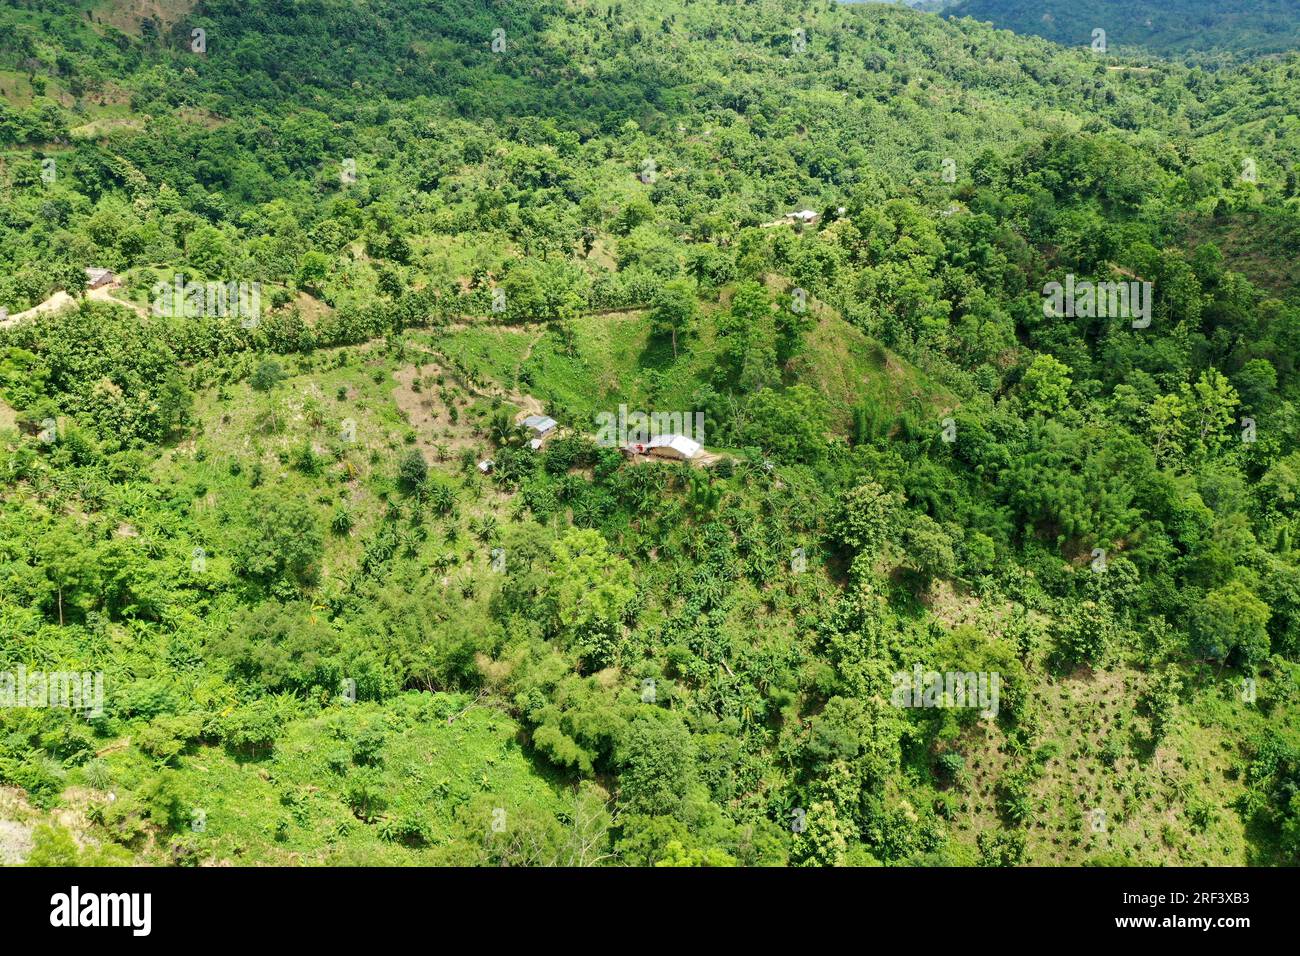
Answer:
644 434 702 461
521 414 558 437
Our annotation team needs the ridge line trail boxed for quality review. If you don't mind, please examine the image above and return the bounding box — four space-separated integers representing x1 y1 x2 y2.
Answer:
0 290 635 422
1 286 149 330
437 305 644 336
1 288 642 333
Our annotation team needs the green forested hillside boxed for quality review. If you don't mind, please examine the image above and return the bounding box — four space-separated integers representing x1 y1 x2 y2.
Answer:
946 0 1300 58
1 0 1298 867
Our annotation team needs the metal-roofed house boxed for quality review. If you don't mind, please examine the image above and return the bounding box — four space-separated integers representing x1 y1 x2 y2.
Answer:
643 434 702 461
521 414 558 438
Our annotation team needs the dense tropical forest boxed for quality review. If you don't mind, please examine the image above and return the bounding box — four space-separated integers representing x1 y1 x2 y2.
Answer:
917 0 1300 59
0 0 1298 867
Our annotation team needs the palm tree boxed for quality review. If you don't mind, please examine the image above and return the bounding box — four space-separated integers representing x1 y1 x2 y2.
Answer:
471 514 499 543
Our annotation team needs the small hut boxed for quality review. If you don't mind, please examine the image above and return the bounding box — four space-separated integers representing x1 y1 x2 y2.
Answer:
84 267 117 289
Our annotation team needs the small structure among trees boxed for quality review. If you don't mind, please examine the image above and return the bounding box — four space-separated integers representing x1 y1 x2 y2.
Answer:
84 267 117 289
521 414 558 438
625 434 702 462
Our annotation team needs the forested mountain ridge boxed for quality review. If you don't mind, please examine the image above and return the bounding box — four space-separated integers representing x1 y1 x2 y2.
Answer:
0 0 1297 867
943 0 1300 59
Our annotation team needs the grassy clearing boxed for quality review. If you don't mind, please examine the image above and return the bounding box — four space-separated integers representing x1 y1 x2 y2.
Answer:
79 693 568 865
421 291 952 440
87 0 199 38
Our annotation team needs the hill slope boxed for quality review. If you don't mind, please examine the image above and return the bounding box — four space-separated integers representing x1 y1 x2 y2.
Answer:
1 0 1298 868
949 0 1300 58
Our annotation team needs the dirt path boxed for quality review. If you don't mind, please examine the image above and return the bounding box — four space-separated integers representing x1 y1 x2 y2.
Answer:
406 340 545 419
510 329 549 415
0 396 16 432
439 307 643 336
1 291 75 329
0 787 36 865
1 285 147 331
88 285 149 316
519 330 544 365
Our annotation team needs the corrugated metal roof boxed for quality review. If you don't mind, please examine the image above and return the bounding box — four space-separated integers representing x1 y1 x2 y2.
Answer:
646 434 701 458
522 415 557 433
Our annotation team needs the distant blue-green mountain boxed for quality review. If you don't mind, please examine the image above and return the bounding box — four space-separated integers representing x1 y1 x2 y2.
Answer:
941 0 1300 57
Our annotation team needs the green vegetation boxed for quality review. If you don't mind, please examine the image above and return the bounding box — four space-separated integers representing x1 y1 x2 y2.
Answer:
0 0 1297 867
948 0 1300 59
